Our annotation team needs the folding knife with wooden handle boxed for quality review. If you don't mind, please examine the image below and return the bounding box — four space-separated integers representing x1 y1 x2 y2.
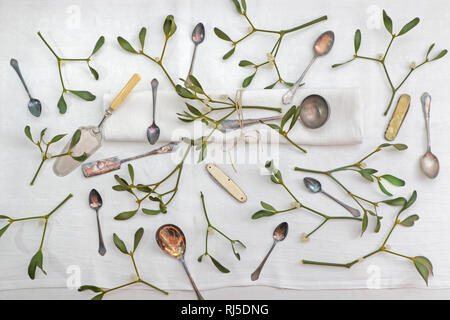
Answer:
205 163 247 203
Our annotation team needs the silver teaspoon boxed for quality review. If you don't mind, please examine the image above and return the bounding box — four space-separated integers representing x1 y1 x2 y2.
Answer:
251 222 288 281
146 79 160 145
186 23 205 87
89 189 106 256
10 58 42 117
282 31 335 105
303 177 361 217
420 92 439 178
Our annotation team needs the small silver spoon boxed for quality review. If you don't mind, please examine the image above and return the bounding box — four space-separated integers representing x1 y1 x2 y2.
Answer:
420 92 439 178
303 177 361 217
89 189 106 256
10 58 42 117
251 222 288 281
186 23 205 87
282 31 335 105
156 224 204 300
146 79 160 145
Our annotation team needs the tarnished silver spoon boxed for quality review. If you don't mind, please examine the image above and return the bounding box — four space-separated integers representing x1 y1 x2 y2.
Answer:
185 23 205 87
303 177 361 217
146 79 160 145
10 58 42 117
251 222 288 281
156 224 204 300
282 31 335 105
89 189 106 256
420 92 439 178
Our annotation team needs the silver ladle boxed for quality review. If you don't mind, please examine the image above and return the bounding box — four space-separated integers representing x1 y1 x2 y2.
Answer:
282 31 335 105
420 92 439 178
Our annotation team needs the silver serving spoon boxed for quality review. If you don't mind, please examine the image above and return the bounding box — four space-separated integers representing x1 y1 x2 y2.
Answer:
89 189 106 256
282 31 335 105
185 23 205 87
303 177 360 217
420 92 439 178
10 58 42 117
147 79 160 145
156 224 204 300
251 222 288 281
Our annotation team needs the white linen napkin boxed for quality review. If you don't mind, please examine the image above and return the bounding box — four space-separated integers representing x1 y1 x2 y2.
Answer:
102 88 364 146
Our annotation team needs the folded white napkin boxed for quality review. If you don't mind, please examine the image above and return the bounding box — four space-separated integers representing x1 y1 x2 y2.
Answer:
102 88 363 145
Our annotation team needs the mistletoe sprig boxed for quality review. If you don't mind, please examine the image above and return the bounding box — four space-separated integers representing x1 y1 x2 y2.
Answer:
332 10 447 115
215 0 327 89
79 228 168 300
25 126 88 186
0 194 72 279
252 161 362 239
37 32 104 114
302 191 433 285
197 192 246 273
294 143 409 234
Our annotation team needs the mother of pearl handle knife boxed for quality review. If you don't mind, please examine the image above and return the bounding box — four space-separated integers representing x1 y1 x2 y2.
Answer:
206 164 247 203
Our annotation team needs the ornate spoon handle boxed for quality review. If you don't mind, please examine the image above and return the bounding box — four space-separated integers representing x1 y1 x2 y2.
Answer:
10 59 32 99
282 55 317 105
421 92 432 152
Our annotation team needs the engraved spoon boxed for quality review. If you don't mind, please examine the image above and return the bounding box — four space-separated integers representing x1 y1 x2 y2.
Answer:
420 92 439 178
282 31 335 105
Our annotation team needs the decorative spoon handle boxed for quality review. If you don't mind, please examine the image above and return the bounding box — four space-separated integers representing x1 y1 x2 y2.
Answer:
251 240 277 281
219 115 283 133
95 210 106 256
151 78 159 123
186 45 198 87
321 190 361 217
10 59 32 99
282 55 317 105
421 92 432 152
181 259 204 300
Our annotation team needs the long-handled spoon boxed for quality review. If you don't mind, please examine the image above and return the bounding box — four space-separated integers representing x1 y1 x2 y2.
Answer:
251 222 288 281
303 177 361 217
147 79 160 145
156 224 204 300
420 92 439 178
89 189 106 256
282 31 335 105
10 58 42 117
185 23 205 87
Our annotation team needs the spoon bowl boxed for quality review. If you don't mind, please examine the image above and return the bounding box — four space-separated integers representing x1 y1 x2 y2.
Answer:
273 221 289 241
28 98 42 117
299 94 330 129
420 152 439 179
192 22 205 44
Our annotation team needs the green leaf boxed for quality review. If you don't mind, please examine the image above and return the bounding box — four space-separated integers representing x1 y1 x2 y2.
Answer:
187 75 204 93
265 123 281 132
431 49 448 61
92 293 104 300
28 250 46 280
139 27 147 49
239 60 254 67
281 106 296 131
381 174 405 186
404 190 417 210
361 212 368 236
117 36 138 54
24 126 33 143
397 17 420 36
260 201 275 211
252 210 276 219
382 10 393 34
50 134 66 144
128 164 134 183
113 233 128 254
332 58 355 68
359 168 377 182
142 208 161 215
0 215 10 219
231 244 241 260
133 227 144 251
0 224 10 238
400 214 419 227
241 0 247 11
242 72 256 87
71 152 88 162
214 27 232 42
40 128 47 141
58 94 67 114
414 259 430 285
231 0 242 14
234 239 246 248
426 43 435 59
175 85 196 99
114 210 138 220
198 143 207 162
209 255 230 273
91 36 105 56
69 90 96 101
198 254 204 262
378 181 392 196
163 15 177 37
223 47 235 60
415 256 433 275
354 29 361 53
186 104 202 116
78 285 103 293
70 129 82 149
89 66 99 80
289 106 302 132
112 185 127 192
393 143 408 150
382 197 406 206
264 81 278 89
375 217 381 233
